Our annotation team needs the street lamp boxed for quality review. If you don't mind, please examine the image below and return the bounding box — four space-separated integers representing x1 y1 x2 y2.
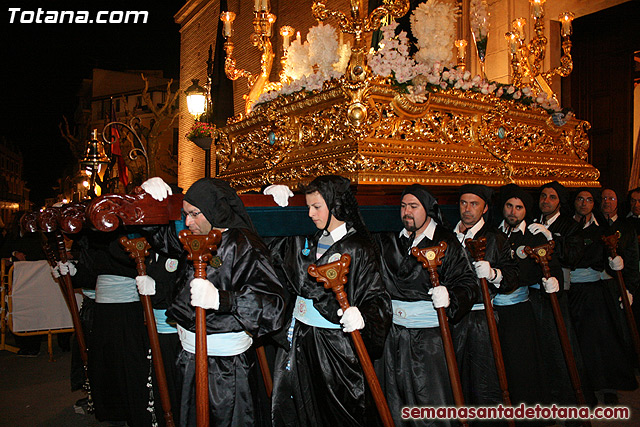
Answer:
185 79 208 117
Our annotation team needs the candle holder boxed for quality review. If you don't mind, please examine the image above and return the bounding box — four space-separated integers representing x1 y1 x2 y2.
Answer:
221 6 283 114
507 1 574 99
455 39 468 71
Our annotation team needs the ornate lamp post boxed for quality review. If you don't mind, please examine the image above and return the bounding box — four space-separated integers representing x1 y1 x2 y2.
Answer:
185 79 216 178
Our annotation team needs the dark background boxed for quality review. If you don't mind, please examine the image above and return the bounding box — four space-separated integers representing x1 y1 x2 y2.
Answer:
2 1 182 206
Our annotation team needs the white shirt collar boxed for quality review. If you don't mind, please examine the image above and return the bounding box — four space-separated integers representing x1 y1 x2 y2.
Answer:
627 212 640 219
329 223 348 242
499 219 527 235
606 214 618 223
540 210 561 226
574 214 599 228
455 217 485 246
400 217 437 247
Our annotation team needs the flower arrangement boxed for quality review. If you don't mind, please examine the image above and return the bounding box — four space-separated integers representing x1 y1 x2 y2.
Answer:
470 0 490 61
368 23 425 84
186 121 216 141
411 0 456 68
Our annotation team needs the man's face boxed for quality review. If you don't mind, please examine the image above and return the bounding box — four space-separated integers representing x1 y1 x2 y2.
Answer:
306 191 330 230
459 193 488 228
630 191 640 216
183 200 212 235
503 197 526 228
539 187 560 217
574 191 594 217
601 189 618 217
401 194 428 233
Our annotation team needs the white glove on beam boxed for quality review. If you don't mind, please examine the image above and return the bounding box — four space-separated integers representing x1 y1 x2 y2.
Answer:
136 275 156 296
190 278 220 310
337 307 365 333
620 290 633 309
542 276 560 294
528 223 553 241
429 286 450 308
50 264 61 279
263 184 294 207
141 177 172 201
58 261 77 276
609 256 624 271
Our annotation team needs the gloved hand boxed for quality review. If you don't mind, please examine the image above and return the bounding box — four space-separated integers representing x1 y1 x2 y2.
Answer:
542 276 560 293
620 290 633 309
337 307 365 333
58 261 77 276
528 223 553 241
190 278 220 310
141 177 172 201
608 256 624 271
136 275 156 296
429 286 450 308
263 184 294 207
473 261 492 279
50 264 61 279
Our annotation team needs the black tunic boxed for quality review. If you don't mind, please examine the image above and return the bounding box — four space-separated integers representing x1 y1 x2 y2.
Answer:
156 226 286 427
269 229 391 427
568 220 638 391
374 225 477 427
452 223 518 408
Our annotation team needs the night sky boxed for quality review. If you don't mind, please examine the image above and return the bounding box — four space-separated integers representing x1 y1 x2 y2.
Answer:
2 0 182 206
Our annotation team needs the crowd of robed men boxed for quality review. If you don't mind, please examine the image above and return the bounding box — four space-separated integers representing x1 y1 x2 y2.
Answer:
49 175 640 427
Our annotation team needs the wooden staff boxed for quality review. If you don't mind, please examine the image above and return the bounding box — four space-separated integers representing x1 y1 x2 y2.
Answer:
255 345 273 397
412 242 468 427
307 254 394 427
602 232 640 367
465 237 515 427
119 236 175 427
525 241 591 426
42 240 74 316
179 229 222 427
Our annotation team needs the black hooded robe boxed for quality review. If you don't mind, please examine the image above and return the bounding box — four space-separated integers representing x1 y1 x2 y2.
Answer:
269 230 391 427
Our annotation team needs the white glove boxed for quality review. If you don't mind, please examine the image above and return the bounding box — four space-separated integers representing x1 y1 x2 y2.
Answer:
337 307 365 333
136 275 156 296
620 290 633 309
429 286 450 308
50 264 61 279
141 177 172 201
190 278 220 310
263 184 294 207
58 261 77 276
528 223 553 241
542 276 560 293
608 256 624 271
473 261 492 279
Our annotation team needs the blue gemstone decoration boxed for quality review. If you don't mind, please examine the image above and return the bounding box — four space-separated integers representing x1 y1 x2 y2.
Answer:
268 131 276 145
497 127 506 139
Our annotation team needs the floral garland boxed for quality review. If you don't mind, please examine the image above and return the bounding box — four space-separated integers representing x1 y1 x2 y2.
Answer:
411 0 456 68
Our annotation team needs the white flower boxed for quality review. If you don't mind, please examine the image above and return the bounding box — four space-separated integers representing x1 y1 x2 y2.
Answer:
284 38 312 80
307 22 340 75
470 0 490 40
411 0 456 68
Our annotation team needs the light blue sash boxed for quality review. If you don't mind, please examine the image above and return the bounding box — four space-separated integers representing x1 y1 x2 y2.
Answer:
392 300 440 328
470 303 485 311
530 283 541 290
82 289 96 300
153 309 177 334
493 286 529 306
570 268 601 284
177 325 253 357
293 296 341 329
95 275 139 303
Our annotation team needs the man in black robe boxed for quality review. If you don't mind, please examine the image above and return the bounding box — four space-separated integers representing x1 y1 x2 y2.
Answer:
568 187 638 404
627 187 640 335
451 184 518 410
142 177 286 427
495 184 555 410
532 181 595 407
269 175 391 427
374 184 477 427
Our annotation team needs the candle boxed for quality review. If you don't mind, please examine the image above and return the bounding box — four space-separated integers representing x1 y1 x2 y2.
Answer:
339 32 344 46
280 26 294 50
261 0 269 12
505 32 519 54
296 31 301 43
512 18 526 41
559 12 574 37
254 0 260 12
530 0 545 19
220 12 235 38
